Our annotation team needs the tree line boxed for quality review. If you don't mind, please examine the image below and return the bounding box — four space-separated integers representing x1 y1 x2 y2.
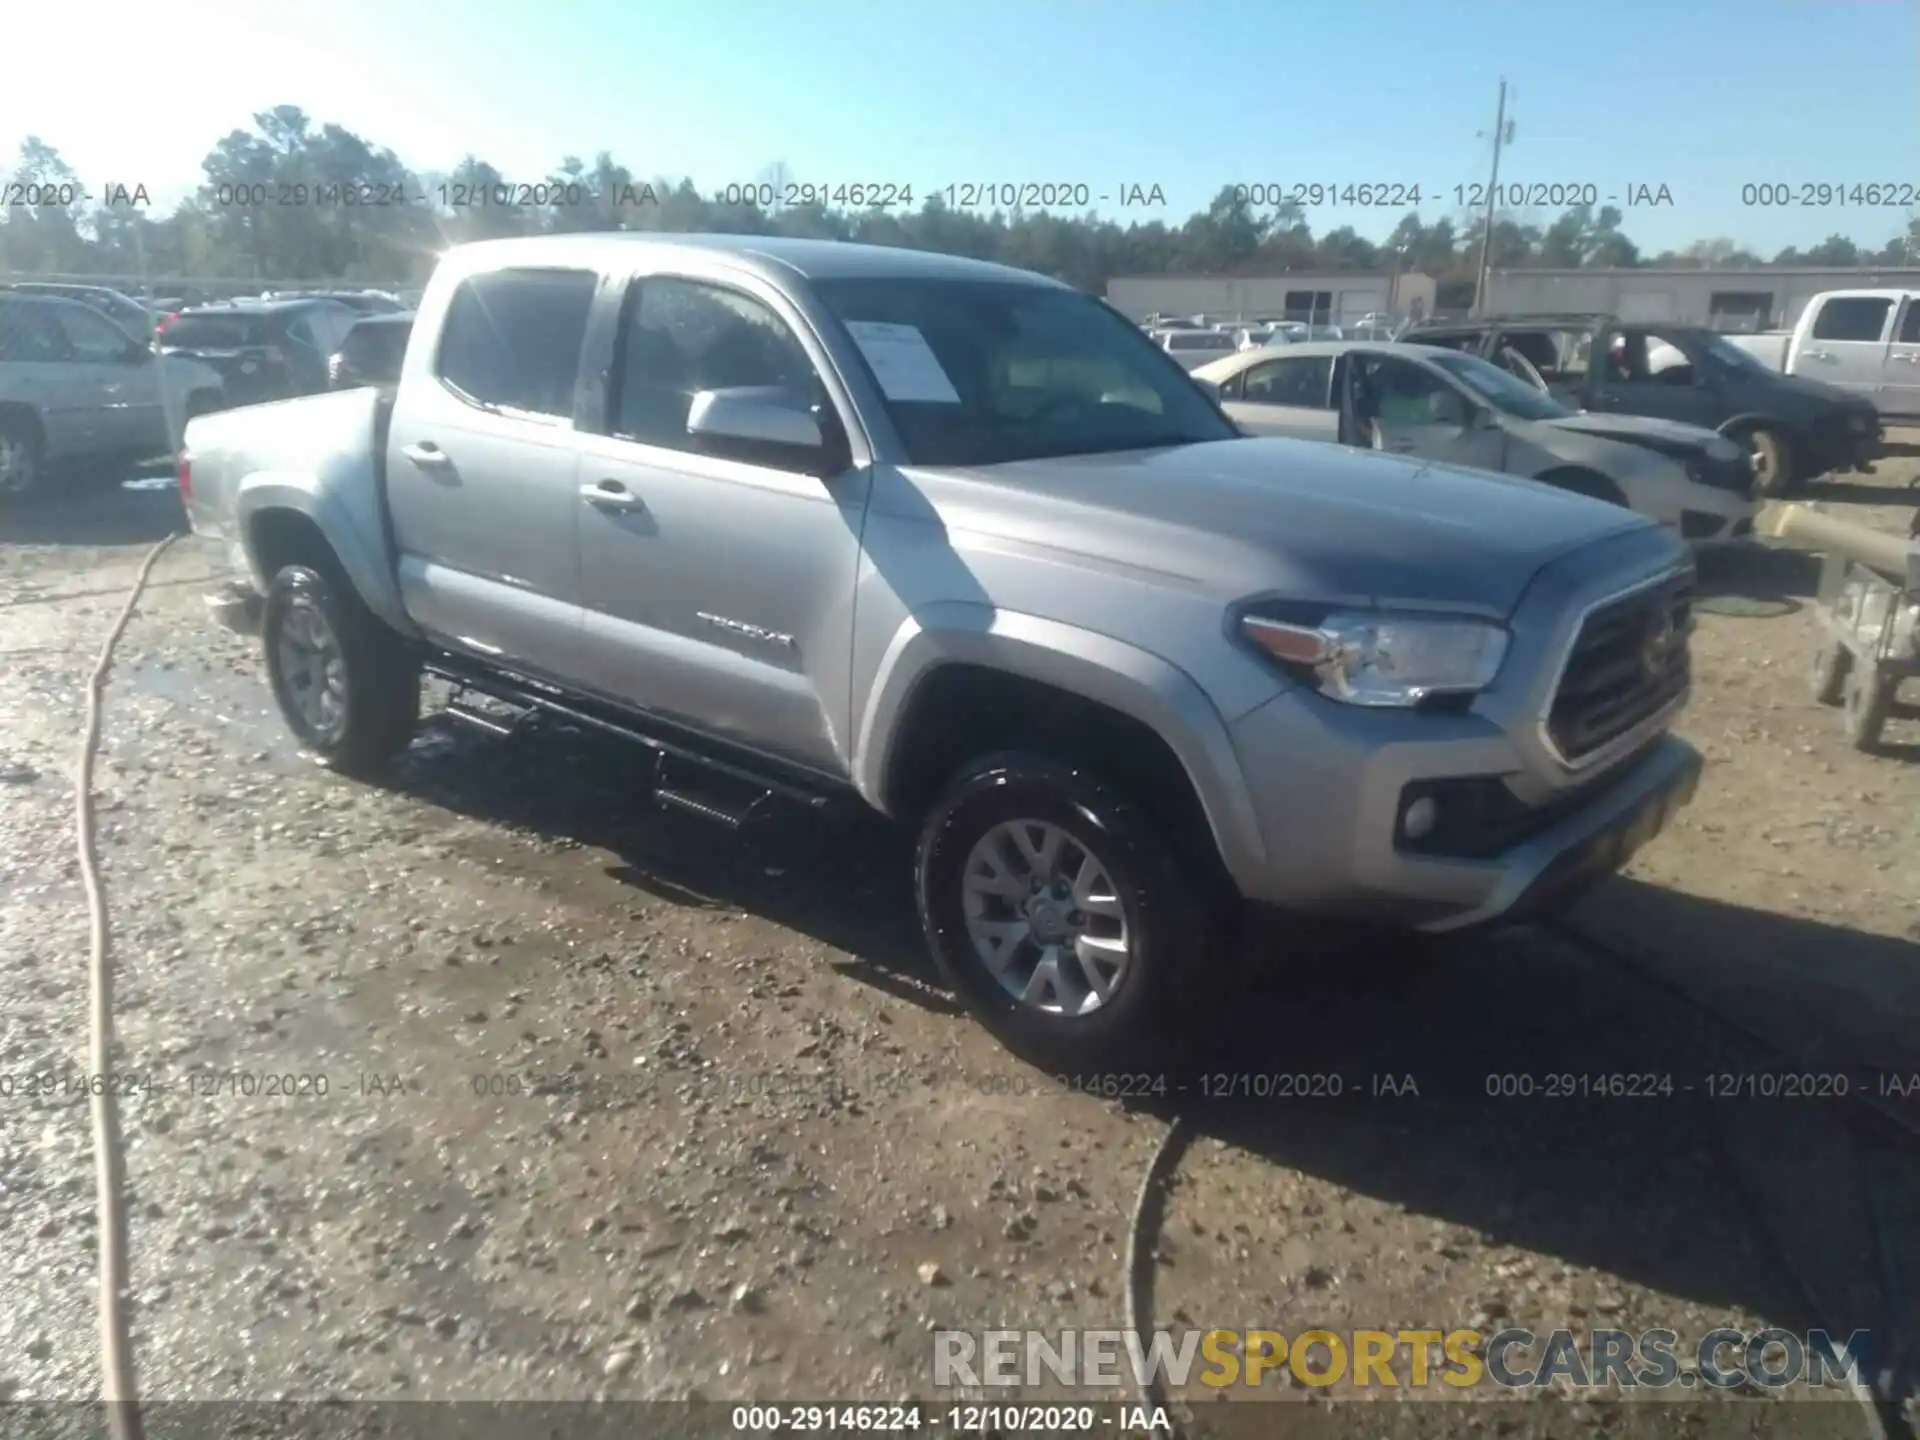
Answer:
3 107 1917 300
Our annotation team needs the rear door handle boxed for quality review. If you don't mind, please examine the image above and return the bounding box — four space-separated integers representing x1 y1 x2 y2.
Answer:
581 479 646 512
401 442 452 469
1803 349 1835 362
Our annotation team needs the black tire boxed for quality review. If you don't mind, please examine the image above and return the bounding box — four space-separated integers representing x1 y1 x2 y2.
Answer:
914 751 1225 1073
0 413 45 503
1732 425 1794 498
262 563 420 775
1811 639 1851 707
1539 467 1628 507
1842 658 1892 753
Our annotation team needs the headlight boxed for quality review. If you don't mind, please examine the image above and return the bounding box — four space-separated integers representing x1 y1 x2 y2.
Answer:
1239 610 1509 707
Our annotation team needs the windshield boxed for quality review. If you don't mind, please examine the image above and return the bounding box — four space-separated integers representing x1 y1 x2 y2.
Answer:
1425 349 1574 422
813 278 1236 466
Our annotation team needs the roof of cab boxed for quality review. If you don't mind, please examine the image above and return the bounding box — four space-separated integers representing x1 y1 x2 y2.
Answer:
444 232 1066 289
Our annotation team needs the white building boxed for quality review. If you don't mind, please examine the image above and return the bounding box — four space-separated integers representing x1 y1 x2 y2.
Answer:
1483 266 1920 332
1105 271 1438 327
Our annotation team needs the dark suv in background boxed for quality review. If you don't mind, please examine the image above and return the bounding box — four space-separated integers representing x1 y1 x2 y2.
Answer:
155 298 360 407
1404 313 1884 496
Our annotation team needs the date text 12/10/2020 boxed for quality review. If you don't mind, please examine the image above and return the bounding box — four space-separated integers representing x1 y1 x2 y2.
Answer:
1229 182 1675 209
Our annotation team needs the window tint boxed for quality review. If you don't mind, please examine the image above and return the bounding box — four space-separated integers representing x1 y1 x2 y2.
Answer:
1355 356 1470 427
1899 302 1920 345
1241 355 1332 408
344 320 411 374
612 277 821 452
51 302 132 360
284 316 322 353
1811 297 1894 342
436 268 597 417
0 299 71 361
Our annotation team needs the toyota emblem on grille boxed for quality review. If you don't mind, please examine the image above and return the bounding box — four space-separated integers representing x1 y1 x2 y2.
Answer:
1641 609 1678 676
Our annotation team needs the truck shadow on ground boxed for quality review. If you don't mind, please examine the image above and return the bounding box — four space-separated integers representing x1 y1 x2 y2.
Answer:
387 713 1917 1365
0 477 185 547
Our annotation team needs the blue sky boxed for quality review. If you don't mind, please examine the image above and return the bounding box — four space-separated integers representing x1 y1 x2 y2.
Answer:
5 0 1916 257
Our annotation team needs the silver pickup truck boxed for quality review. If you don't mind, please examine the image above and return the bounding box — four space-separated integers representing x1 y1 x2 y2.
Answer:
183 233 1704 1068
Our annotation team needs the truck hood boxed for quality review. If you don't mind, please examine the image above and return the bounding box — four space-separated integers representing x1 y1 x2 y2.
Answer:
1545 411 1734 454
894 436 1652 618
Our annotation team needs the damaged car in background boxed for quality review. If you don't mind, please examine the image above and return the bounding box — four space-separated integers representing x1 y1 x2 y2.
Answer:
1197 340 1759 544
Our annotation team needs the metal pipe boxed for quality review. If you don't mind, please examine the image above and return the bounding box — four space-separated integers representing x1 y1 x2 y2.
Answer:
1761 502 1915 579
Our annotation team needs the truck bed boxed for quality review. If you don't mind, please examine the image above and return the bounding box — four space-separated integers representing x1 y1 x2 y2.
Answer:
182 386 394 557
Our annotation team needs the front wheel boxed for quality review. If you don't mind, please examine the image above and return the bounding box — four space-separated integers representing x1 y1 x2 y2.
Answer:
262 564 420 775
914 752 1221 1072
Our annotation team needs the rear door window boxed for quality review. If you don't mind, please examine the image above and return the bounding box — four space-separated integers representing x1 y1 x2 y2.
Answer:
49 303 133 361
1240 355 1333 407
1811 297 1894 343
436 268 598 417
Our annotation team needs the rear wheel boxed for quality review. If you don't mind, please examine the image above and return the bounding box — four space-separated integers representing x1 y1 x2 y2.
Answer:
914 752 1224 1073
0 415 44 502
262 563 420 775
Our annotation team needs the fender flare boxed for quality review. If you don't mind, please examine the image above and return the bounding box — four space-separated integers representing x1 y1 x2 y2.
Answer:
235 475 419 638
852 602 1268 875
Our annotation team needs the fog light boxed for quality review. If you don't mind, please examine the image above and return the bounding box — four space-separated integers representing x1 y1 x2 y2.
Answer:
1403 796 1439 841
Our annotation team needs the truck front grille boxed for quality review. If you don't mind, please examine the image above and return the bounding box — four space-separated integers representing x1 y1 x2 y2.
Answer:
1546 574 1692 766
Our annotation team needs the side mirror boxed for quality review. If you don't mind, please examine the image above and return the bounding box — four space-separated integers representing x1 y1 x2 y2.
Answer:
686 386 830 468
1470 405 1498 430
1194 376 1223 402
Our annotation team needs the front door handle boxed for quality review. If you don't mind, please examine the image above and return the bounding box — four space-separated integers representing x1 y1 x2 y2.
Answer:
401 442 452 469
1803 349 1835 362
581 479 646 512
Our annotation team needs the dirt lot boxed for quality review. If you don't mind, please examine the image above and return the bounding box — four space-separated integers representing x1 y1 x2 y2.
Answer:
2 454 1919 1438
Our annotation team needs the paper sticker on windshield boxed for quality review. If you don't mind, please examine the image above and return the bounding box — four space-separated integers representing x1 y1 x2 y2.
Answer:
844 321 961 403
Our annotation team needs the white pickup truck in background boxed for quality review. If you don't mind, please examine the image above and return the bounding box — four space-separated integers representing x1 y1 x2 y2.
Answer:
1722 289 1920 423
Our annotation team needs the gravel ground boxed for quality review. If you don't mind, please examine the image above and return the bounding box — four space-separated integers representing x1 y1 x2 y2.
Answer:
2 458 1919 1438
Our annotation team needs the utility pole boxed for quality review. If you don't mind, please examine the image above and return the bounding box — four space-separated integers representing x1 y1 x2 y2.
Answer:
1472 79 1511 317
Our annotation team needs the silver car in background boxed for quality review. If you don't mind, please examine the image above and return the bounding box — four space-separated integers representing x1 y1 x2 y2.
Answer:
1150 326 1238 371
0 291 225 499
1195 340 1759 543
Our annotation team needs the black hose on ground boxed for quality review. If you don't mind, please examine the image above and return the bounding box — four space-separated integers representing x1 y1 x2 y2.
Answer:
1124 1113 1195 1440
78 530 179 1440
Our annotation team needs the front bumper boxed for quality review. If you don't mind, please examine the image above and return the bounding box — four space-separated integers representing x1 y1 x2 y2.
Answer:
1223 671 1703 928
1418 735 1701 931
1806 419 1885 476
